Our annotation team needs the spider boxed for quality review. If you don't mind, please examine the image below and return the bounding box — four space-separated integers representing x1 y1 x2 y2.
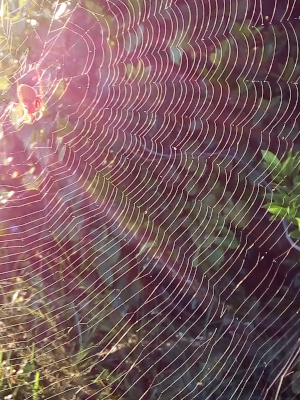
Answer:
10 70 46 127
16 82 46 124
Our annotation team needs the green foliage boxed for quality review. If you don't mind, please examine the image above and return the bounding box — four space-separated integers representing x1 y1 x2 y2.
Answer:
0 277 126 400
0 345 42 400
262 149 300 240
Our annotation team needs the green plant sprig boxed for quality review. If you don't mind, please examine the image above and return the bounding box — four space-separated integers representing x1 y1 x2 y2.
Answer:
262 149 300 241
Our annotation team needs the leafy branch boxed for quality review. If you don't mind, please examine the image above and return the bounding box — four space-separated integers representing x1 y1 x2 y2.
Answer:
262 149 300 241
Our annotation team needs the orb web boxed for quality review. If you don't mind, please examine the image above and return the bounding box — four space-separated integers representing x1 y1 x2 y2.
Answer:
0 0 300 399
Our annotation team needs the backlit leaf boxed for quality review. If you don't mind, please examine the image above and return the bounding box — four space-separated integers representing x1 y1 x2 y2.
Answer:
261 150 283 176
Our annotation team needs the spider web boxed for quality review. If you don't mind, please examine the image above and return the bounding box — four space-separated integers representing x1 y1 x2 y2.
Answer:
0 0 300 399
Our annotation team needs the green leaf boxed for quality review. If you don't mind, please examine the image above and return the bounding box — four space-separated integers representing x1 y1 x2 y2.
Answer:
261 150 282 176
76 348 90 363
292 158 300 180
277 185 292 195
287 206 297 221
296 217 300 232
265 193 290 206
281 152 296 177
289 229 300 240
23 361 36 375
264 204 289 218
